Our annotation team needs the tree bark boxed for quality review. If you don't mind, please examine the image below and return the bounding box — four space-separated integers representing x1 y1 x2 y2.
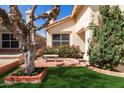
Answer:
24 45 36 75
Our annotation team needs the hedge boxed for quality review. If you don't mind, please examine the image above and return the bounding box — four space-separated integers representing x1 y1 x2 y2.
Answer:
42 45 81 58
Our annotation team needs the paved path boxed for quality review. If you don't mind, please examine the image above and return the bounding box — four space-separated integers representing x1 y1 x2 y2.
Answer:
0 58 19 75
34 57 89 67
0 54 21 59
0 54 21 67
0 59 18 67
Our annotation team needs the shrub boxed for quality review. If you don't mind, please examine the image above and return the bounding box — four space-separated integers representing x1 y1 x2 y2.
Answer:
42 46 58 55
89 5 124 70
42 45 80 58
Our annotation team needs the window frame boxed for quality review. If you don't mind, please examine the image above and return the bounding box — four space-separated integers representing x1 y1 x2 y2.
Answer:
2 33 19 49
52 34 70 46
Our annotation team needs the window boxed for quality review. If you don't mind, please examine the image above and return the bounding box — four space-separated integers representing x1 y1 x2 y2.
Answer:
2 34 19 48
52 34 69 46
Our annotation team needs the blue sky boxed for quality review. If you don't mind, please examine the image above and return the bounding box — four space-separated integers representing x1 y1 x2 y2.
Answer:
0 5 73 36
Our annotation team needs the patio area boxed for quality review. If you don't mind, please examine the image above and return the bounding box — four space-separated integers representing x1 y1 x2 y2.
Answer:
34 57 89 67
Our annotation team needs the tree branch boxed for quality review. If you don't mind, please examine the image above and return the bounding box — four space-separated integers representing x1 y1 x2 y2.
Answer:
0 6 32 50
0 5 60 50
0 8 11 25
34 5 60 31
30 5 37 18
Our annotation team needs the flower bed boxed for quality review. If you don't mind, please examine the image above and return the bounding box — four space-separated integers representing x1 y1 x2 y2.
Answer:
4 68 47 84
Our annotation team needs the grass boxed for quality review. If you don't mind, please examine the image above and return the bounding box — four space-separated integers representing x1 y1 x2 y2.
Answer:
1 67 124 88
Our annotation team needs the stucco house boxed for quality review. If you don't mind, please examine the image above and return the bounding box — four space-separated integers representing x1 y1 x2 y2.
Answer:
45 5 98 61
45 5 124 61
0 24 46 54
0 5 124 60
0 9 46 55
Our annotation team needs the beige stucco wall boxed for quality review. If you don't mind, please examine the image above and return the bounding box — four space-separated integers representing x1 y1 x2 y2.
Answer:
75 5 98 32
46 32 52 47
46 19 76 47
83 29 93 60
46 18 86 52
75 6 91 32
119 5 124 11
46 5 98 53
46 5 98 60
72 30 85 52
47 19 76 33
74 5 98 60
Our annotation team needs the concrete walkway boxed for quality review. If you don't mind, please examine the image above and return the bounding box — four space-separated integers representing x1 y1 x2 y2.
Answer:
0 59 18 67
0 58 19 75
34 57 89 67
0 53 22 67
0 54 20 69
0 54 23 75
0 54 21 59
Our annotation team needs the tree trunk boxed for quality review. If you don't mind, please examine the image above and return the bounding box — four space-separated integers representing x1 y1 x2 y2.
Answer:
24 19 36 75
24 45 36 75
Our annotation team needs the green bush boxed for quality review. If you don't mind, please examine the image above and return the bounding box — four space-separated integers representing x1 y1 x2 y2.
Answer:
89 5 124 70
42 46 58 55
42 45 80 58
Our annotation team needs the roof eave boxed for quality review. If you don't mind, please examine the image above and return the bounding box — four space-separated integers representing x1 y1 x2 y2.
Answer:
45 15 72 30
45 5 84 30
71 5 78 17
71 5 84 18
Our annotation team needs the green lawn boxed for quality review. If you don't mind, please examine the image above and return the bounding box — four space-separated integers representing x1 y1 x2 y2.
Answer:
1 67 124 88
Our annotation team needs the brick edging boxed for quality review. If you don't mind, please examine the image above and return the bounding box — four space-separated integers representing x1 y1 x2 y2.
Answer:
87 66 124 77
4 68 47 84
